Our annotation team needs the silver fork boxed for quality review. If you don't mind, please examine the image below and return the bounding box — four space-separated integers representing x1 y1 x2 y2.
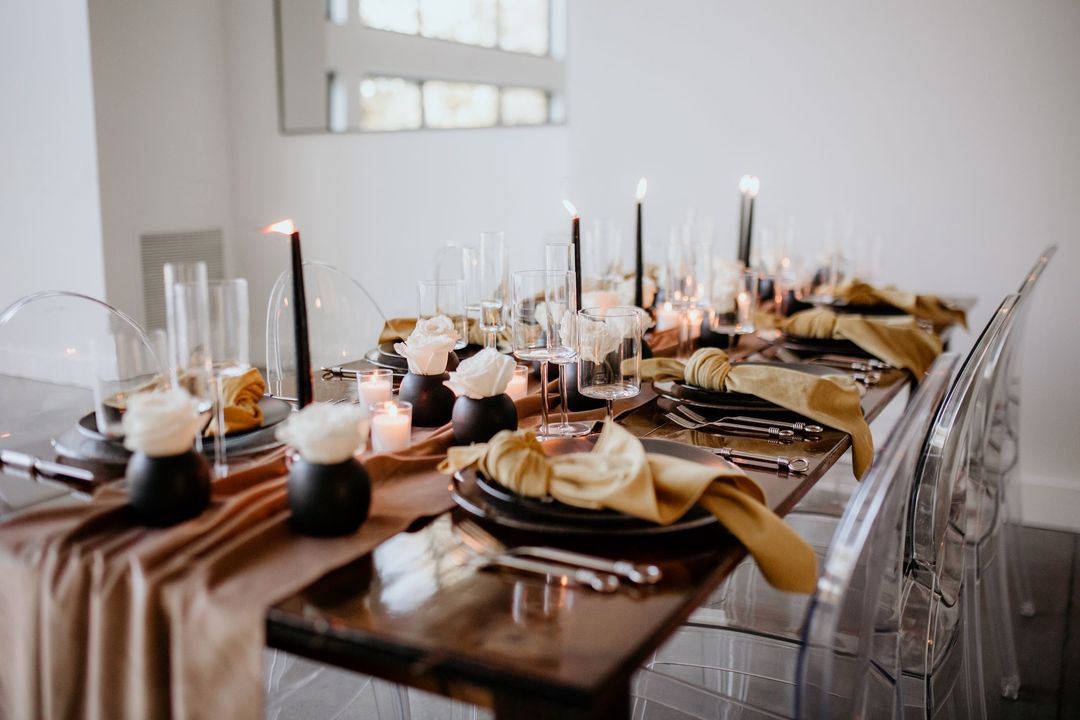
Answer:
677 407 822 436
666 412 795 440
458 520 661 586
710 447 811 474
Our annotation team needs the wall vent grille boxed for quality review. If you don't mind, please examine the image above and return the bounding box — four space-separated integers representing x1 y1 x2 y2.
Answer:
140 229 224 330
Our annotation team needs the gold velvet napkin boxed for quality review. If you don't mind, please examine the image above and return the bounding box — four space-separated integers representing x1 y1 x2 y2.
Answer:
439 421 817 593
379 317 511 347
642 347 873 478
205 367 266 436
837 280 967 329
782 306 943 377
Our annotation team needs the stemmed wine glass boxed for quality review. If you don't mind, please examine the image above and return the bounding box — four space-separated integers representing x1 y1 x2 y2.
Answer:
476 231 507 348
510 270 576 438
576 306 642 421
666 226 712 359
707 266 759 349
544 242 592 437
418 278 468 350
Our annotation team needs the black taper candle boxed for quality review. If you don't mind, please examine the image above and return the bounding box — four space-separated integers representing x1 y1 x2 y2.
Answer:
290 230 313 407
634 177 646 309
744 195 756 269
572 214 582 308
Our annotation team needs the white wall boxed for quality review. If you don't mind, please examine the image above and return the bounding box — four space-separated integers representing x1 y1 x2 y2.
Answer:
566 0 1080 528
88 0 234 325
0 1 105 309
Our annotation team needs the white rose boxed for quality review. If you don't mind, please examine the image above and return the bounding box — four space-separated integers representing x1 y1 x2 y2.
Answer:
122 388 204 457
395 334 456 375
576 314 624 364
444 348 516 399
412 315 460 343
275 402 370 464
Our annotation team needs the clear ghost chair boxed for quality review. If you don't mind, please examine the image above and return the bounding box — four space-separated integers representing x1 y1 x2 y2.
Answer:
631 352 958 719
265 262 388 399
0 290 163 462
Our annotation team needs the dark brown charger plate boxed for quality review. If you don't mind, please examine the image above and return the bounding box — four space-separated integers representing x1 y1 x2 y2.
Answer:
450 437 734 537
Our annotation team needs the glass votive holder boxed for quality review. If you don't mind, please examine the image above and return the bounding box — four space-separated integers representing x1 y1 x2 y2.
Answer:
370 400 412 453
506 364 529 401
357 368 394 408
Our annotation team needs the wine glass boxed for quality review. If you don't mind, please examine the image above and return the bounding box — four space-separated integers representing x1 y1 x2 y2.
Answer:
417 279 468 350
164 261 213 410
708 267 759 348
584 218 625 290
666 227 712 358
207 278 250 476
543 243 592 437
510 270 576 438
477 231 507 349
576 306 642 422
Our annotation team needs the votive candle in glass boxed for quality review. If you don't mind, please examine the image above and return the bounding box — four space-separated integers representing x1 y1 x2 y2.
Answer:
655 301 680 331
357 368 393 408
371 400 412 453
506 364 529 401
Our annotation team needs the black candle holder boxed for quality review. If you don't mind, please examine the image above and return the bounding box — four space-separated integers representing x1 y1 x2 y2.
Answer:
127 449 211 526
452 394 518 445
288 457 371 536
398 372 456 427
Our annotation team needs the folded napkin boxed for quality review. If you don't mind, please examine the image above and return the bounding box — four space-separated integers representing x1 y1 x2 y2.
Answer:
837 279 967 329
440 421 817 593
379 317 511 347
205 367 266 436
642 347 873 479
782 307 943 377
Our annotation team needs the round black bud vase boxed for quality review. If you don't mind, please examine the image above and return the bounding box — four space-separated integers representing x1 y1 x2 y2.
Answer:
452 394 518 445
560 363 606 411
288 457 371 537
127 450 211 527
398 371 456 427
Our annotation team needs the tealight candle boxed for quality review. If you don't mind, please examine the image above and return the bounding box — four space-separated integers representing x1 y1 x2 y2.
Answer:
371 400 412 453
506 365 529 401
655 301 680 331
357 368 393 408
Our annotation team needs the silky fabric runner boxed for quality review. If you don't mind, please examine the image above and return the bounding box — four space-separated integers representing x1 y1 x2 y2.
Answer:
642 347 873 479
837 279 967 329
205 367 266 436
439 421 817 593
0 429 456 720
782 306 943 377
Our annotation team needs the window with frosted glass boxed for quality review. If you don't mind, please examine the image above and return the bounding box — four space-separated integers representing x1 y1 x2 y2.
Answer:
358 77 423 131
500 86 548 125
358 77 550 130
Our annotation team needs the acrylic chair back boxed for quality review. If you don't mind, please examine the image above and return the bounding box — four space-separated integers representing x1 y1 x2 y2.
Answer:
265 262 387 398
795 353 959 719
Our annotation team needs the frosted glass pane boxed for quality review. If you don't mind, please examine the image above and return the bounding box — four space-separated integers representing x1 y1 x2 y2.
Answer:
423 81 498 129
498 0 549 55
359 0 420 34
359 77 422 131
419 0 496 47
500 87 548 125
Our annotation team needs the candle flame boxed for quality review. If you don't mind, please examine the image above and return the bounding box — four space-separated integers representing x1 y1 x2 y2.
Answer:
738 175 760 198
636 177 648 201
262 218 296 235
388 403 399 417
562 199 578 218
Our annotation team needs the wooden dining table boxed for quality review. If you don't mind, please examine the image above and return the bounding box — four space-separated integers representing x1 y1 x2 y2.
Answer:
0 333 914 719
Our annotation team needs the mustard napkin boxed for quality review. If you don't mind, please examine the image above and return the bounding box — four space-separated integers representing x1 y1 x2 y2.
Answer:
642 347 873 479
782 306 943 377
379 317 510 347
837 279 967 329
439 421 817 593
205 367 266 436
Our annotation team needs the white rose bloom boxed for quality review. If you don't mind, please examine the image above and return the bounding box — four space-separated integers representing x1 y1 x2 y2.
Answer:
275 402 370 464
614 277 658 309
444 348 516 399
411 315 460 343
122 388 204 457
576 315 624 364
395 334 456 375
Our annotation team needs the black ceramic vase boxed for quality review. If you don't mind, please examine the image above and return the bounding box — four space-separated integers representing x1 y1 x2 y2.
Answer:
446 350 460 371
560 363 606 411
452 394 518 445
127 449 211 526
288 457 371 536
398 371 456 427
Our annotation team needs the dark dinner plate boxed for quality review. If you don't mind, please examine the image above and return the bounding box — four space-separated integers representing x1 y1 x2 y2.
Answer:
76 396 292 442
450 437 735 537
781 335 866 356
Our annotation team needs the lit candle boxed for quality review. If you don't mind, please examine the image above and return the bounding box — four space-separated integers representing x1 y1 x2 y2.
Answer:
371 400 411 453
635 177 647 309
506 364 529 401
737 175 760 268
563 200 582 308
357 368 393 408
263 219 313 407
655 301 680 332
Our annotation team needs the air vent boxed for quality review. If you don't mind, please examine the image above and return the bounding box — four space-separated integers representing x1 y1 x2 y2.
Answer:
140 229 224 330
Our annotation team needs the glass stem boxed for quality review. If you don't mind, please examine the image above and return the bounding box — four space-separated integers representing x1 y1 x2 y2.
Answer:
558 364 571 426
484 330 496 349
212 376 226 477
539 361 551 434
606 398 615 423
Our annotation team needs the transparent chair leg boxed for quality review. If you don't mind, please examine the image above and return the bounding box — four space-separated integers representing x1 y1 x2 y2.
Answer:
1003 517 1036 618
450 700 479 719
371 680 411 719
983 538 1021 700
963 557 988 719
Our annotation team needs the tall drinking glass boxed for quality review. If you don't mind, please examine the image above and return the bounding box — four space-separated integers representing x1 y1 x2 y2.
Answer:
708 268 759 347
208 278 251 475
418 279 468 349
544 243 592 437
477 231 507 349
511 270 576 438
576 306 642 421
167 263 214 414
585 218 624 290
666 228 712 358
